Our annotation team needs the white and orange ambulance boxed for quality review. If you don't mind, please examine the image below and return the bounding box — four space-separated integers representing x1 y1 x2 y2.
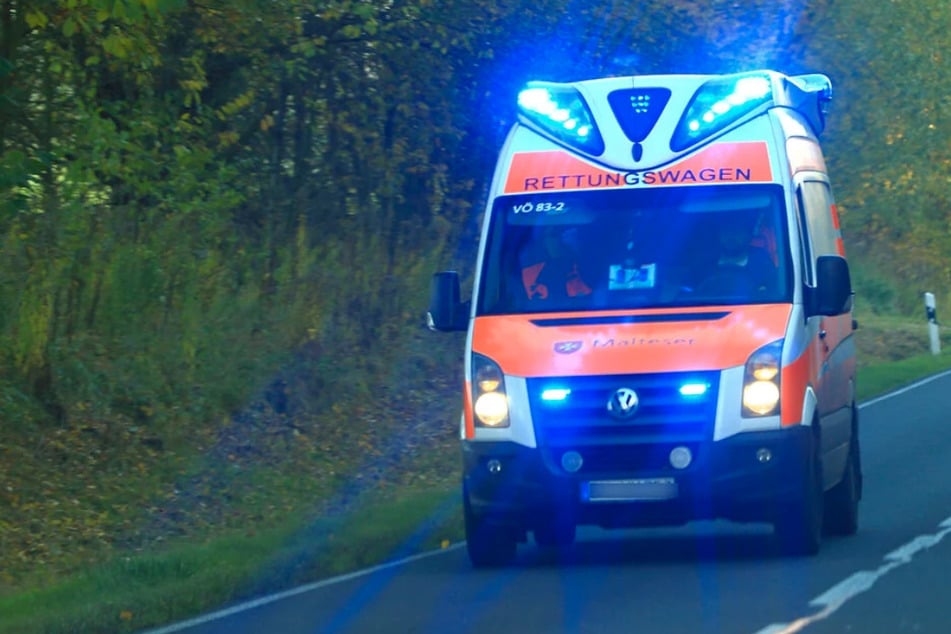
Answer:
428 70 860 566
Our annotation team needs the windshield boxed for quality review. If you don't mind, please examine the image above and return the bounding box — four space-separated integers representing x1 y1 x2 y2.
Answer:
477 185 792 314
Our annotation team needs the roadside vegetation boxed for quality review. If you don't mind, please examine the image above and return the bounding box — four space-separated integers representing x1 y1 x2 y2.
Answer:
0 0 948 633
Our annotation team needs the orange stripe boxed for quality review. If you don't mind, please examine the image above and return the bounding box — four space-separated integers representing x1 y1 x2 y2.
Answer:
830 204 846 255
463 382 475 439
830 203 841 230
780 349 813 426
503 142 774 193
472 305 791 377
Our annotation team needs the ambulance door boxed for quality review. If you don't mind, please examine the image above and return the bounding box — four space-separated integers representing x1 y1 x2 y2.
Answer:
797 179 853 481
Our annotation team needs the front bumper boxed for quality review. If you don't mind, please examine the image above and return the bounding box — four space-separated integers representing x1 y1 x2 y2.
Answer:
463 426 812 530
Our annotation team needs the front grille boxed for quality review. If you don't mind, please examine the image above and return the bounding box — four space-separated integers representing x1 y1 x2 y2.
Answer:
528 372 719 473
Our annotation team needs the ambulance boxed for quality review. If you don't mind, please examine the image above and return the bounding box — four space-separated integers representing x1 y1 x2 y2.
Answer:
428 70 860 566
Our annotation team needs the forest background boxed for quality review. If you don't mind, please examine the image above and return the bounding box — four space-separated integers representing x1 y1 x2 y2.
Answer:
0 0 949 630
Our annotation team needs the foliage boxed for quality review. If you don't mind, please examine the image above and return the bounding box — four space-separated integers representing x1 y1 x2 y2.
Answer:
806 0 951 313
0 0 948 616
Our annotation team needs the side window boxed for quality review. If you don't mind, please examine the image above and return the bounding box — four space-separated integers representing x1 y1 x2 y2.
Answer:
801 181 838 256
795 189 814 286
797 180 837 286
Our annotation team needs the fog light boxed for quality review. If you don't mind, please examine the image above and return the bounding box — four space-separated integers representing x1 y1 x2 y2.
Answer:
669 446 692 469
756 448 772 463
486 459 502 474
561 451 583 473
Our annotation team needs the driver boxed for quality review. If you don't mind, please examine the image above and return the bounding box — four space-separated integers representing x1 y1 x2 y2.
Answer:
520 226 592 300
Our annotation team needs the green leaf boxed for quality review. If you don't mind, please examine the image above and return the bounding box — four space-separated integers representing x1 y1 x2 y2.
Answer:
340 24 362 39
62 17 78 37
352 4 375 20
25 11 50 29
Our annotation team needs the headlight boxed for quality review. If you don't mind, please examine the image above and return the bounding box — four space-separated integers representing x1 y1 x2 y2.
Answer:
472 354 509 428
742 340 782 416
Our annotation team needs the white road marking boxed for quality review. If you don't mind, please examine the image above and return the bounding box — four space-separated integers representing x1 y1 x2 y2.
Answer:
752 370 951 634
753 517 951 634
139 543 465 634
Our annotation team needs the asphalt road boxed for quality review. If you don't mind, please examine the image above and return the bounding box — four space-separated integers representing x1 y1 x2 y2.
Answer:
145 370 951 634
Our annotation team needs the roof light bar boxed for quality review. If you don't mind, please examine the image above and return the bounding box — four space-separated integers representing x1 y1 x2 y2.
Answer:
517 82 605 155
671 72 773 151
788 73 833 133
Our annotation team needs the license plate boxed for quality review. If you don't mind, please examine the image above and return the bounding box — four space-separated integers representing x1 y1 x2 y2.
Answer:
581 478 678 503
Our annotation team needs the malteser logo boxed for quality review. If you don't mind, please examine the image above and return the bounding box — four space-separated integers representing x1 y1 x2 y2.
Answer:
554 341 582 354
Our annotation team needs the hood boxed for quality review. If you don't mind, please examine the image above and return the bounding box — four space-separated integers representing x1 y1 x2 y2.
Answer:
471 304 791 377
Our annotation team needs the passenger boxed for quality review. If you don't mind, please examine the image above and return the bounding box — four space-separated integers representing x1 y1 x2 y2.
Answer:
699 215 777 295
520 225 592 301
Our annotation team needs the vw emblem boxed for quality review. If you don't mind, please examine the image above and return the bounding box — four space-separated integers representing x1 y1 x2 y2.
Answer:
607 387 639 419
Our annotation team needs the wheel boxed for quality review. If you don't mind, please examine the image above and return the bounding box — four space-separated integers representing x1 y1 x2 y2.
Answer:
534 519 576 549
824 409 861 536
774 428 823 556
464 488 517 568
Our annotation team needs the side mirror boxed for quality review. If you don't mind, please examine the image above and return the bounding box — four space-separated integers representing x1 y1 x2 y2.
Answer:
427 271 469 332
808 255 853 316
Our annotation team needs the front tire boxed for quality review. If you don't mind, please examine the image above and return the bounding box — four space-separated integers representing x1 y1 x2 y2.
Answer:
464 487 517 567
824 411 861 536
774 427 823 556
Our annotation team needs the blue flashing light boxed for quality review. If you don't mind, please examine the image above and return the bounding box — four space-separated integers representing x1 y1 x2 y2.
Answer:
517 82 605 155
679 382 709 397
670 72 773 152
541 387 572 402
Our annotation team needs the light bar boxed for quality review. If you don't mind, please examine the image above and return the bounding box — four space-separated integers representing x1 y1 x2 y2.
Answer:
791 74 832 100
789 73 833 133
518 82 605 155
671 72 773 151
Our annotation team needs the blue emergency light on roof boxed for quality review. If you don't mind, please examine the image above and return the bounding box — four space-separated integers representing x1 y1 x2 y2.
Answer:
788 73 833 130
517 82 605 155
670 72 773 152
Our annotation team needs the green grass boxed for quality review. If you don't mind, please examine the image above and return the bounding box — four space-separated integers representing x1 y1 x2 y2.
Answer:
857 352 951 401
853 312 951 400
0 537 277 634
0 485 463 634
1 318 948 634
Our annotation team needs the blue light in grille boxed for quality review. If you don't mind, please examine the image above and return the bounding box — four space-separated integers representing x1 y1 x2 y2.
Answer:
541 387 572 402
679 382 709 397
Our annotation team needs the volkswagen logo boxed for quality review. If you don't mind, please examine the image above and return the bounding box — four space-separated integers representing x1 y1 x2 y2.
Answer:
607 387 639 419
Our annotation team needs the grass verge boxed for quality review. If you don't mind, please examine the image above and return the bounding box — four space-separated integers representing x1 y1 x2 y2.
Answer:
0 484 463 634
857 352 951 401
